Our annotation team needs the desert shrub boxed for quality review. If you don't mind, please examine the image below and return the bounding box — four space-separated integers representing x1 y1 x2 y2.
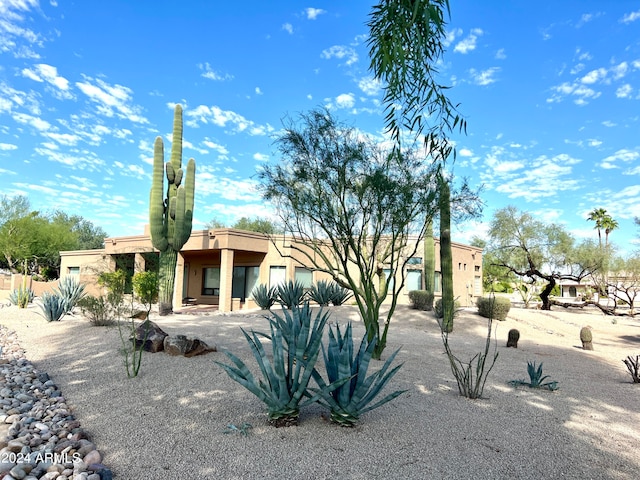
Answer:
277 280 307 309
477 296 511 321
251 283 278 310
78 295 116 326
434 298 460 318
132 271 158 318
408 290 434 311
56 276 86 313
329 282 352 306
98 270 127 308
622 355 640 383
308 280 333 306
9 287 34 308
39 292 67 322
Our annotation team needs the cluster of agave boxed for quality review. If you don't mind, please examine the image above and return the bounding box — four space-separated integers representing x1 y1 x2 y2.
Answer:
251 280 352 310
39 277 86 322
215 302 405 427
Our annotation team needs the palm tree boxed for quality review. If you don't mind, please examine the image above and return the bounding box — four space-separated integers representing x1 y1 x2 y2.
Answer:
601 215 619 247
587 208 608 248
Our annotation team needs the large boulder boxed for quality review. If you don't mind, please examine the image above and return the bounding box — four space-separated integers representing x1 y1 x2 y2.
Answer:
163 334 216 357
132 320 168 353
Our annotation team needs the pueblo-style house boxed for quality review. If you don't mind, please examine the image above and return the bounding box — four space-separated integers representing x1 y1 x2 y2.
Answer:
59 226 483 312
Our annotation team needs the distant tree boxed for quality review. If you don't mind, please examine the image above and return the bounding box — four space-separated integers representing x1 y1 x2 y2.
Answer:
0 195 30 226
488 206 600 310
232 217 281 234
51 211 108 250
470 235 514 292
587 208 618 248
205 218 226 229
601 215 619 247
259 109 440 359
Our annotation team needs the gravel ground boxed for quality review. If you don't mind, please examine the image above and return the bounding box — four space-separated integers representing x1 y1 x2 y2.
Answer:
0 302 639 480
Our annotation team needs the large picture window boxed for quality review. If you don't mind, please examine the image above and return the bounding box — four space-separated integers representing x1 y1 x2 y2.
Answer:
295 267 313 288
406 269 422 291
269 266 286 288
202 267 220 296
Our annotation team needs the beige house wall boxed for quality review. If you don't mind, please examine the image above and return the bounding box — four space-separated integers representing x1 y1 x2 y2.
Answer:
59 228 483 312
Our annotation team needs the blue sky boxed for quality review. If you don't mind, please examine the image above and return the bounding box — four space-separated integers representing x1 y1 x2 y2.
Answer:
1 1 639 255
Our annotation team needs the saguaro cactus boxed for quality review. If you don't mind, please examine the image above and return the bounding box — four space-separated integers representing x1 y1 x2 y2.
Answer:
149 104 196 316
423 220 435 309
439 176 454 333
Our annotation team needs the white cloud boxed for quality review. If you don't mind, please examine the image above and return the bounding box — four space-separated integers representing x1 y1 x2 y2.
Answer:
21 64 72 100
321 45 358 66
469 67 499 85
495 48 506 60
580 68 607 84
255 87 263 95
253 152 268 162
547 81 601 105
12 112 50 131
458 148 473 157
620 10 640 23
282 23 293 34
76 76 148 124
616 84 633 98
305 8 325 20
202 139 229 156
0 0 44 59
587 139 602 147
454 28 483 54
198 62 233 81
334 93 355 109
0 142 17 150
443 28 462 48
599 149 640 170
357 76 382 96
186 104 272 136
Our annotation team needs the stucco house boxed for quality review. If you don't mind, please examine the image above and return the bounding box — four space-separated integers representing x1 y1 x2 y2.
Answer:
59 226 483 312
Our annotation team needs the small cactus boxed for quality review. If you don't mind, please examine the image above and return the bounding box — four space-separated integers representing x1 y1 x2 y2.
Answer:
507 328 520 348
580 326 593 350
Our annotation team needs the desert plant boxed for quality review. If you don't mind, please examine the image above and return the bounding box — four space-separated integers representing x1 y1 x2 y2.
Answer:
276 280 307 309
215 303 338 427
132 271 158 318
78 295 115 326
149 104 196 316
329 282 352 306
56 276 86 314
9 287 34 308
408 290 434 311
441 315 499 399
250 283 278 310
434 298 460 319
580 326 593 350
622 355 640 383
477 296 511 321
309 322 406 427
308 280 333 306
38 292 68 322
506 328 520 348
223 423 253 436
509 361 558 391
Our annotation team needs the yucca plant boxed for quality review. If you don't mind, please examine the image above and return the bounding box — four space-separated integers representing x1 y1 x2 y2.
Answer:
509 361 558 391
309 322 406 427
308 280 333 306
276 280 307 309
250 283 278 310
329 282 352 306
56 276 86 314
39 292 68 322
215 303 341 427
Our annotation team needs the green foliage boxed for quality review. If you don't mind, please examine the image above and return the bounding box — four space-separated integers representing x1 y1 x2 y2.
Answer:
215 303 336 427
408 290 434 311
149 104 196 316
309 322 406 427
132 271 158 317
434 298 460 319
38 292 67 322
77 295 116 326
328 282 352 306
439 176 454 332
509 361 558 391
308 280 333 307
9 287 34 308
56 276 86 314
98 270 127 307
622 355 640 383
233 217 281 234
441 315 499 399
423 222 435 309
250 283 278 310
476 296 511 321
276 280 307 309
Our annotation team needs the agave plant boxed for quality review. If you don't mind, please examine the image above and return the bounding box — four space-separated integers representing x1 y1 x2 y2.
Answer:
39 292 68 322
276 280 307 309
215 303 342 427
9 287 34 308
56 276 86 313
329 282 352 306
250 283 278 310
509 361 558 391
309 322 406 427
308 280 333 306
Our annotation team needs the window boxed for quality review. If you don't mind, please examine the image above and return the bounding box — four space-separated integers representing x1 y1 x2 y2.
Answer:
232 266 260 302
474 275 482 295
202 267 220 296
458 262 462 270
406 269 422 291
464 263 467 271
434 272 442 293
269 266 286 288
382 269 395 293
68 266 80 275
295 267 313 288
407 257 422 265
475 265 480 272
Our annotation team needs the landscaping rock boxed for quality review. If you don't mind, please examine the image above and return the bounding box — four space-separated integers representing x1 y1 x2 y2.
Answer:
163 335 216 357
132 321 167 353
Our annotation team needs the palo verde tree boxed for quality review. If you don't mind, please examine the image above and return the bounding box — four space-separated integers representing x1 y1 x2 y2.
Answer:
487 206 601 310
259 109 440 359
149 104 196 316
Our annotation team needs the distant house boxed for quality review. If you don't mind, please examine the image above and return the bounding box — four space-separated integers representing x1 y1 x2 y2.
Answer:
59 226 483 312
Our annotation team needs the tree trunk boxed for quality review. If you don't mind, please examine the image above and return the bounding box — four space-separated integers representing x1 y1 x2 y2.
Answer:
157 249 178 316
539 278 555 311
439 179 454 332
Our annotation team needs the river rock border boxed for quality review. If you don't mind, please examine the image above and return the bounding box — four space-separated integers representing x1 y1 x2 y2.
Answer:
0 326 112 480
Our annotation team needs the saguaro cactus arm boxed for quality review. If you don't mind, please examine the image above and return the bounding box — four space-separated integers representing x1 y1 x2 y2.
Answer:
150 137 169 252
